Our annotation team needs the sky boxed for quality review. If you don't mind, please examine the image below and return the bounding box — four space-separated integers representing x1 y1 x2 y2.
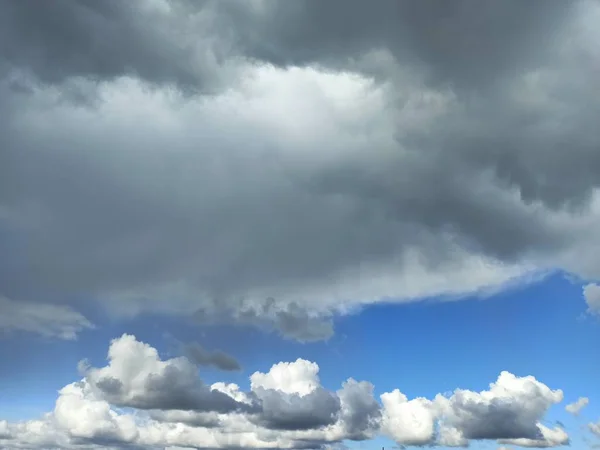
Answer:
0 0 600 449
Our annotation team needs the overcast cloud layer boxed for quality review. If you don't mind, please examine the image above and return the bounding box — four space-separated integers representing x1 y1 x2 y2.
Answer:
0 334 574 449
2 0 600 341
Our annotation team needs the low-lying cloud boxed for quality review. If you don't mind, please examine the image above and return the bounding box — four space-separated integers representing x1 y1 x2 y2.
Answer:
0 334 571 449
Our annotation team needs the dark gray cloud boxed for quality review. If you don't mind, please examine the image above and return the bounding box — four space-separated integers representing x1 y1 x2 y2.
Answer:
182 341 241 372
253 387 341 431
195 298 334 342
0 0 232 93
94 376 124 397
336 379 381 440
97 371 250 414
134 369 248 413
1 0 600 341
455 399 541 441
218 0 572 90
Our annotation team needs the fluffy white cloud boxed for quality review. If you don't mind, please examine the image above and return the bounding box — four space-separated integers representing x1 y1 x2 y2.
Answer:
83 334 254 413
380 390 436 445
53 381 139 443
583 284 600 315
0 335 570 449
565 397 589 415
250 359 320 396
379 371 566 448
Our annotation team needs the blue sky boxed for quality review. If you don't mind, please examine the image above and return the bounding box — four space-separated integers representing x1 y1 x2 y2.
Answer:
2 0 600 449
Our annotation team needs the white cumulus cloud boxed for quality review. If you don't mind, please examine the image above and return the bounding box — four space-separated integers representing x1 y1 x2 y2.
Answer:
0 334 571 449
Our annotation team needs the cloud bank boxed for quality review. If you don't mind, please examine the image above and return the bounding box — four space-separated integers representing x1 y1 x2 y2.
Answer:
2 0 600 340
0 335 570 449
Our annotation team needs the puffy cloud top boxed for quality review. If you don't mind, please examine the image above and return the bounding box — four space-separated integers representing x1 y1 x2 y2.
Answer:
0 335 571 449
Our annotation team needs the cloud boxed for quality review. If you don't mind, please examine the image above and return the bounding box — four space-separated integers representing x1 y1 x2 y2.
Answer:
0 0 574 93
0 0 240 93
335 379 381 440
220 1 574 90
380 371 565 447
194 298 335 342
53 381 139 444
82 334 254 414
0 295 93 340
591 421 600 438
249 359 341 431
380 390 436 446
434 371 564 441
182 341 241 372
437 424 469 448
2 0 600 340
252 387 341 431
497 424 569 448
565 397 589 415
583 284 600 315
250 359 321 396
0 335 569 449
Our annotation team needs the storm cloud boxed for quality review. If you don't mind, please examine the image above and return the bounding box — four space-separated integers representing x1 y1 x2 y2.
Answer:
1 0 600 340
